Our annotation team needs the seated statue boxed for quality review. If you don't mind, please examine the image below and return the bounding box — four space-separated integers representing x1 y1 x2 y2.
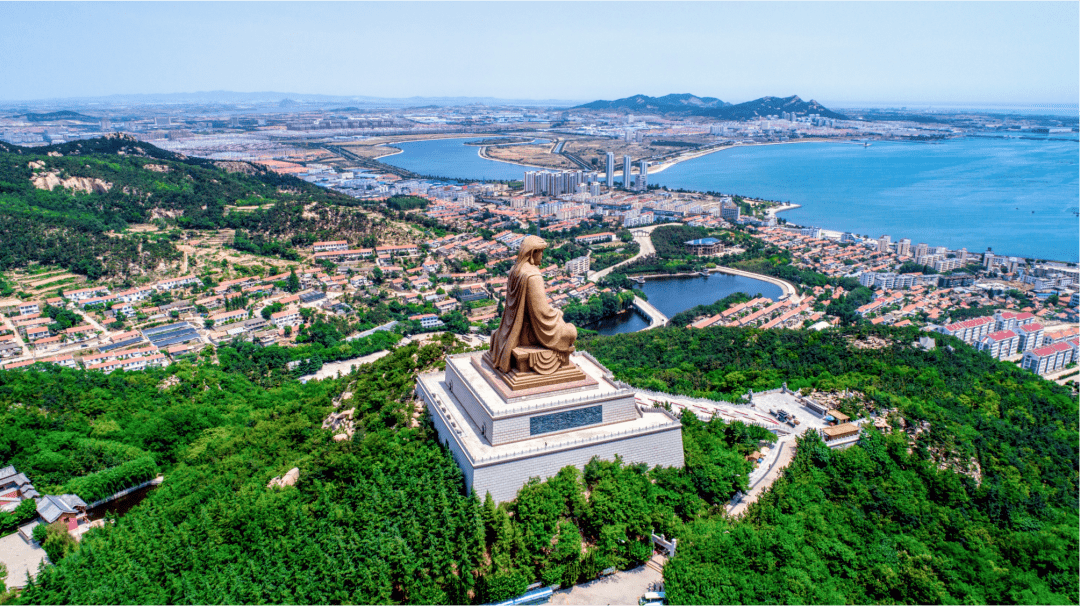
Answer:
489 235 578 376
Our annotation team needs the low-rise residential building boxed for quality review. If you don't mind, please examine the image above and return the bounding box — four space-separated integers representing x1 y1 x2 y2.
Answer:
312 240 348 253
208 309 247 326
410 313 444 330
63 286 110 302
155 275 201 291
575 232 616 245
86 353 168 374
114 285 154 300
270 308 302 329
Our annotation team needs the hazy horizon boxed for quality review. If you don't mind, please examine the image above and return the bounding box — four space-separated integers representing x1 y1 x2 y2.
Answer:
1 2 1077 105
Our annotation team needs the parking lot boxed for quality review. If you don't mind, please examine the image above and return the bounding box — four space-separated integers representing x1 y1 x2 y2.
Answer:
0 532 48 589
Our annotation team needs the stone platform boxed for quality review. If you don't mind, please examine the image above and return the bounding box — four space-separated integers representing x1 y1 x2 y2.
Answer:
417 351 684 503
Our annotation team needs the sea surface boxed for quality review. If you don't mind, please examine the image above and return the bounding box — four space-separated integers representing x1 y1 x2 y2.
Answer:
590 273 783 335
653 137 1079 262
382 135 1079 262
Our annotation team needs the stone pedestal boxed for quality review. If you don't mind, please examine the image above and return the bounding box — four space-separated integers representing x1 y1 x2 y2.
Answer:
417 351 684 503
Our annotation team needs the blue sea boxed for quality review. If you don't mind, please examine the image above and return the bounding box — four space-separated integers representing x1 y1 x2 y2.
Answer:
379 135 1079 262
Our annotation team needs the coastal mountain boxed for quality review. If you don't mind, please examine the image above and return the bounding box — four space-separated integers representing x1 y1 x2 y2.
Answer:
573 93 729 113
573 93 846 120
699 95 847 120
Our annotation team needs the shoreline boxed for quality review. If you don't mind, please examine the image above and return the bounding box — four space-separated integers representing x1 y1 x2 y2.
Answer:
476 144 557 170
372 135 1077 264
626 268 800 302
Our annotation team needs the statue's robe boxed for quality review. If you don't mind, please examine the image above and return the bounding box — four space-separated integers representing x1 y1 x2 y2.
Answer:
490 261 577 373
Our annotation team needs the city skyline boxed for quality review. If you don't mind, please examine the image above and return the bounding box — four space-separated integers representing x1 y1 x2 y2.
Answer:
0 2 1077 105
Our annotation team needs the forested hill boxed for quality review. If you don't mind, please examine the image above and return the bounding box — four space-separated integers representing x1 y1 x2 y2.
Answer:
572 93 847 120
582 325 1078 604
698 95 847 120
573 93 729 113
0 135 370 279
2 325 1076 603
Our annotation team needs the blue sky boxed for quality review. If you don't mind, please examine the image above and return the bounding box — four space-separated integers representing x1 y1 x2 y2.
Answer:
1 2 1076 104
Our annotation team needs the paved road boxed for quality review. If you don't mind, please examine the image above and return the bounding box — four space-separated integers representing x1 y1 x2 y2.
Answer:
588 223 671 282
548 555 665 606
727 435 797 517
709 266 800 303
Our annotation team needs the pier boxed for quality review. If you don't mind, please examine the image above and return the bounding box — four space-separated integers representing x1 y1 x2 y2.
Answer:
633 296 669 330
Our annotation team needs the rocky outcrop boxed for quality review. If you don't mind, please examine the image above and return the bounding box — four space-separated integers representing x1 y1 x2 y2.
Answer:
324 407 356 442
31 170 112 194
268 467 300 489
214 161 258 175
143 163 171 173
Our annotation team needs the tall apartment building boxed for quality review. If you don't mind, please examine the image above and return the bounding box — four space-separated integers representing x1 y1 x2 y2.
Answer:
524 170 589 197
623 155 632 188
897 239 912 257
605 152 615 188
565 255 590 276
637 160 648 191
877 235 892 254
915 242 929 259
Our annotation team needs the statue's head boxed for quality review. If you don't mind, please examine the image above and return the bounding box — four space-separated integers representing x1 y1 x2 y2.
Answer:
518 235 548 266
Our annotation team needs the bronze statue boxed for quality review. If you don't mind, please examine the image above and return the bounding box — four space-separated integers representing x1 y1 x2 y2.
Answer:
489 236 578 376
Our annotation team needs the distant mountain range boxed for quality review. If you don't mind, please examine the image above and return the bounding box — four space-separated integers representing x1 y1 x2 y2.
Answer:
574 93 730 113
573 93 847 120
0 91 585 110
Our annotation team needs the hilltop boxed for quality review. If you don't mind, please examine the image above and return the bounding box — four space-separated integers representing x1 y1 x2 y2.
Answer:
573 93 846 120
574 93 729 113
0 135 373 280
699 95 847 120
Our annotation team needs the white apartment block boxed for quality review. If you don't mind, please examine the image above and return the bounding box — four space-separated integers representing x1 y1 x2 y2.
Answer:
208 309 247 326
115 287 154 303
1017 323 1045 352
933 258 964 272
270 308 302 328
937 316 994 345
565 255 591 276
155 275 201 291
977 330 1018 360
994 311 1036 332
1021 340 1076 375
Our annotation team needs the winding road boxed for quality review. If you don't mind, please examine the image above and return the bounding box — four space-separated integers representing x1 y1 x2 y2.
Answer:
587 223 671 282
